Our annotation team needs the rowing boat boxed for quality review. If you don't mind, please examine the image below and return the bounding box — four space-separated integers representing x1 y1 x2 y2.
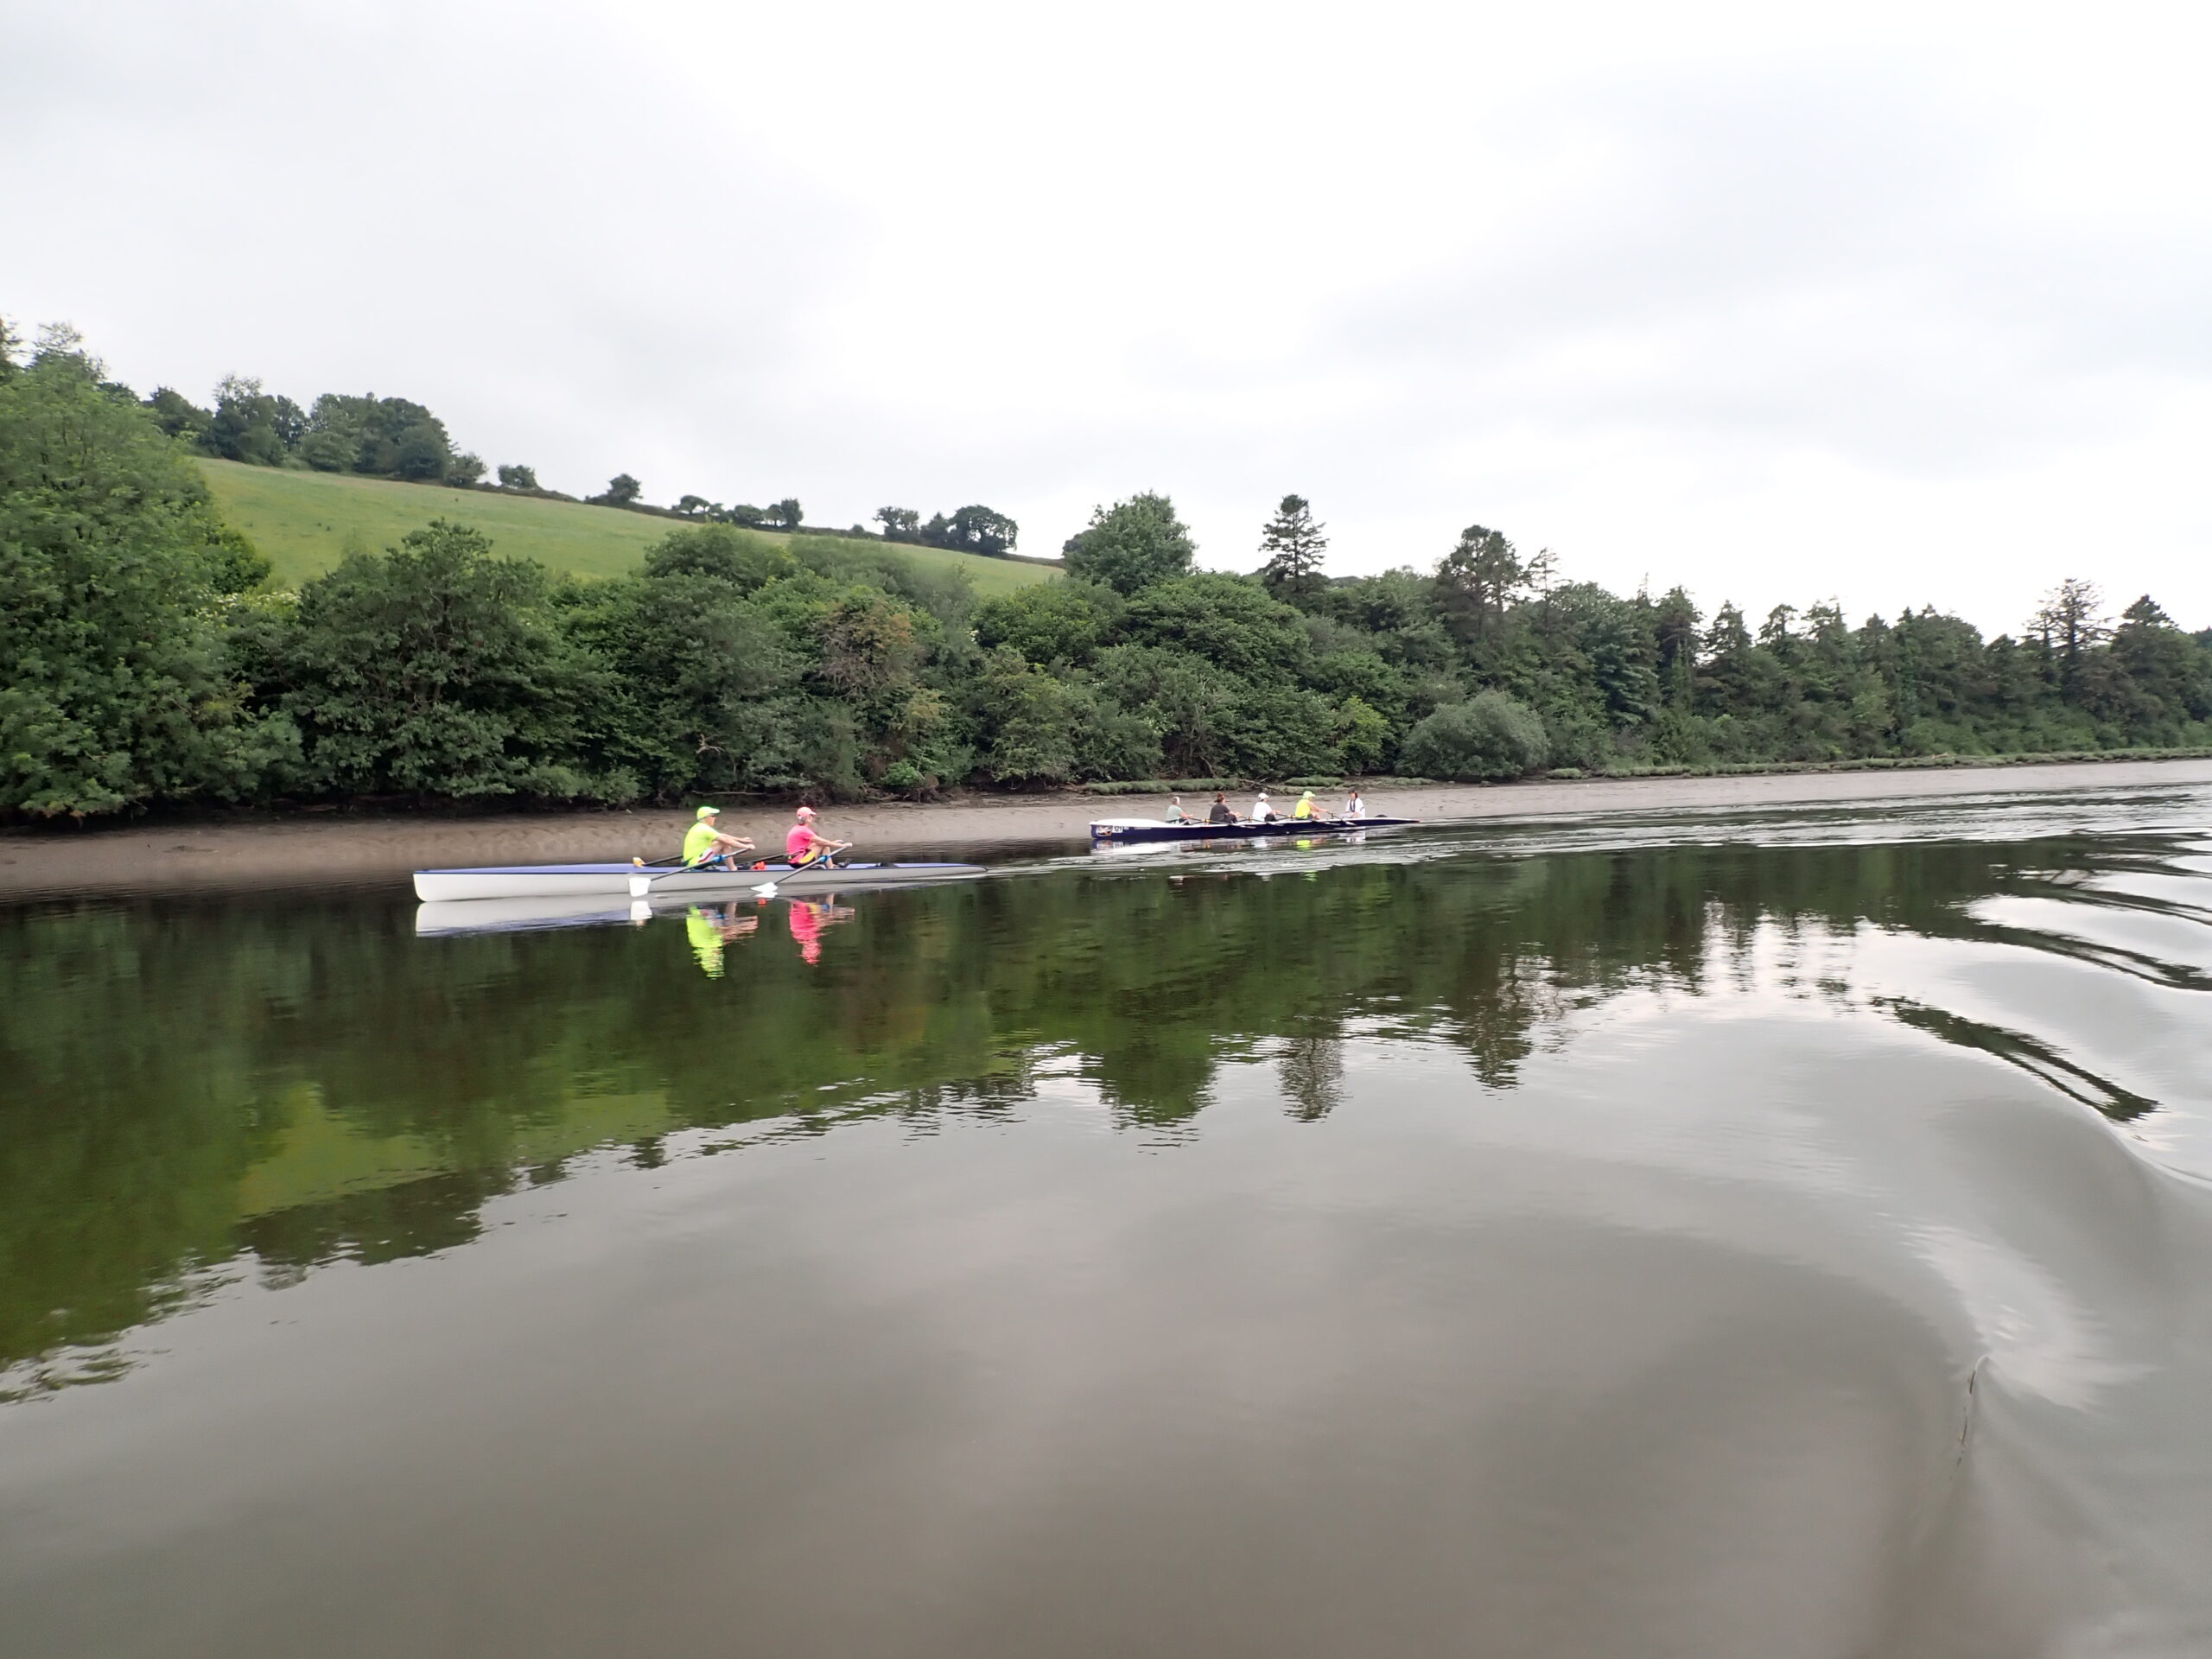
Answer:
411 860 985 903
1088 816 1414 845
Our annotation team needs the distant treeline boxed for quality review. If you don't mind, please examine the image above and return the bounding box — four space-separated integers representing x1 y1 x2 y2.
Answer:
147 369 484 486
5 327 2211 820
123 336 1032 557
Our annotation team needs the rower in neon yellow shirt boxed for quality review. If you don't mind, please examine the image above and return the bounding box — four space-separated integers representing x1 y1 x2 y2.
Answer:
682 804 755 868
1291 789 1318 821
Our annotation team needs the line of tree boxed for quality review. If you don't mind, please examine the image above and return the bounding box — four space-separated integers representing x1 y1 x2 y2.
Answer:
79 329 1004 544
143 365 487 486
507 472 818 532
670 489 804 531
6 327 2211 820
874 504 1021 557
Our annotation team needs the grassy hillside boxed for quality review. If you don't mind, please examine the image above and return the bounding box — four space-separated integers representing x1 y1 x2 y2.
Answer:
197 459 1058 595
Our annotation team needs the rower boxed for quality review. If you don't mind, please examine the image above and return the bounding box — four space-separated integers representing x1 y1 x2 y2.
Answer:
1291 789 1318 822
1207 791 1238 824
1164 794 1191 823
1250 789 1276 823
785 805 851 869
683 804 755 868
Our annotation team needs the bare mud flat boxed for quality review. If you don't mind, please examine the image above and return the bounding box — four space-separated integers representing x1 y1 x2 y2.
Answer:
5 756 2212 898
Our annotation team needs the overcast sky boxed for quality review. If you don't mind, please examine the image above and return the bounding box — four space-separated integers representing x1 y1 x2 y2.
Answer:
10 2 2209 632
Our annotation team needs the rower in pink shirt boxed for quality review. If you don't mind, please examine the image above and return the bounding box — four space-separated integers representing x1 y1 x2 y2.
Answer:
784 805 850 868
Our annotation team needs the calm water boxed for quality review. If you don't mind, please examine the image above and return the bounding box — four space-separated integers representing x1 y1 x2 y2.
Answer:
6 785 2212 1656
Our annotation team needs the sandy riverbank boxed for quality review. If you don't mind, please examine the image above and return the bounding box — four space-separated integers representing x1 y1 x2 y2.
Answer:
5 755 2211 899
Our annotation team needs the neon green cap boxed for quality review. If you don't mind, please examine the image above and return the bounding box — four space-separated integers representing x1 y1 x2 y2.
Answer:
696 804 720 818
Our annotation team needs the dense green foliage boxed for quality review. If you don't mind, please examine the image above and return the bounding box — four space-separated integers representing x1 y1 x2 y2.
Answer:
1062 492 1197 594
154 374 485 486
0 346 287 816
6 325 2212 817
1402 691 1551 781
247 522 601 798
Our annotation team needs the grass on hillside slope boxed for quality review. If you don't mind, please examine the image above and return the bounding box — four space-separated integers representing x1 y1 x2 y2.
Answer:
198 459 1057 595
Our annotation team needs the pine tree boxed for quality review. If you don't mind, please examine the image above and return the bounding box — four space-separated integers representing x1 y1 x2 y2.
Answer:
2031 577 2109 694
1258 494 1328 602
1434 524 1526 649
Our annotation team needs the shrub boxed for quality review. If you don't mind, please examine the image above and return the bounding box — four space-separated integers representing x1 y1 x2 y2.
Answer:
259 520 602 799
972 580 1124 666
1060 493 1195 595
1400 690 1550 781
0 351 292 816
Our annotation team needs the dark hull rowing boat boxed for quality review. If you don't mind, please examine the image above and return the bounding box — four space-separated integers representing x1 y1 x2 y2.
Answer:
1088 816 1415 845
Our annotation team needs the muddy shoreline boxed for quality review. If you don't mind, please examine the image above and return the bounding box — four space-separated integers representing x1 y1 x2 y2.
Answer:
6 756 2211 899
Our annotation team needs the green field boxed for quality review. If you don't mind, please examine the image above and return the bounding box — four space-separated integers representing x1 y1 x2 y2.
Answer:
198 459 1058 595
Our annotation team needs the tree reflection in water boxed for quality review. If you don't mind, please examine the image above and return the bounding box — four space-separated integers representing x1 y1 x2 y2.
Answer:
0 830 2192 1393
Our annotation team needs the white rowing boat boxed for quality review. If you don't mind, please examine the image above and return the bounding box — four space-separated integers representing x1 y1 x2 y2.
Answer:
411 860 985 904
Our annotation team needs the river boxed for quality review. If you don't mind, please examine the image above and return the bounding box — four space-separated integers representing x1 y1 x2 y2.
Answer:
4 779 2211 1656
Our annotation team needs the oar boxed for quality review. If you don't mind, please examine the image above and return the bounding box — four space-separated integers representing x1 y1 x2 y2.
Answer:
625 833 854 899
758 840 859 897
627 853 770 898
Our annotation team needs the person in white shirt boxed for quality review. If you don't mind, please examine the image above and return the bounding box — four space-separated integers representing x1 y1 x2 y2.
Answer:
1250 790 1276 823
1343 789 1366 821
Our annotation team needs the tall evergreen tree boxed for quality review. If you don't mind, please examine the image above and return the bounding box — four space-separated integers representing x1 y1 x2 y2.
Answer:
1434 524 1528 650
2031 578 2109 692
1257 493 1328 603
1652 587 1700 708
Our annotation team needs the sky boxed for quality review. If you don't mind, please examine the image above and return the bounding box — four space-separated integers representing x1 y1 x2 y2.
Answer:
8 1 2210 633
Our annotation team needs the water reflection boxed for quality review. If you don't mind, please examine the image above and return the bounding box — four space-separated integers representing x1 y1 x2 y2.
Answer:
682 900 761 976
3 811 2210 1397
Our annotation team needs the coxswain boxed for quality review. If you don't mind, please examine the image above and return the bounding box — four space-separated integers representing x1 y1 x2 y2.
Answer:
683 804 755 868
1344 787 1367 821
